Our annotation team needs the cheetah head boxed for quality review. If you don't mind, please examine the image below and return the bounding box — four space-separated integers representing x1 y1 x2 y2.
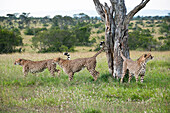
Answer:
14 58 23 65
139 53 154 63
52 57 61 64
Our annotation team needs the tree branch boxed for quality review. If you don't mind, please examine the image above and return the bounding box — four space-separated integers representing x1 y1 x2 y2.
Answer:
103 3 111 31
110 0 117 13
93 0 105 21
125 0 150 24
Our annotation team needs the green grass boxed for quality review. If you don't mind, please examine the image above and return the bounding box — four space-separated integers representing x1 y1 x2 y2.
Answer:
0 52 169 112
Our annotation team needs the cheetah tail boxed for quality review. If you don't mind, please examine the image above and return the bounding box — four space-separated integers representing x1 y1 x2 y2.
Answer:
63 52 71 60
118 43 126 61
93 41 105 58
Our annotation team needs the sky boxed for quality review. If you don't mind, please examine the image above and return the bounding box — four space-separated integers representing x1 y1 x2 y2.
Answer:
0 0 169 17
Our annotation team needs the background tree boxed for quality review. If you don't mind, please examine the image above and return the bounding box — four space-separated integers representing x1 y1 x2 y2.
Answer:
93 0 150 78
0 26 23 53
6 14 16 19
19 12 30 28
128 28 158 51
158 15 170 51
73 22 92 46
32 29 76 52
63 16 74 26
52 15 63 29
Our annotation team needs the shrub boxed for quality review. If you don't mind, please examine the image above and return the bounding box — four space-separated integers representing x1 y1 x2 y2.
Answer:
128 29 158 50
96 30 102 34
93 23 102 28
59 45 68 52
158 39 170 51
43 23 49 27
24 28 47 35
32 29 76 52
158 36 166 40
0 26 23 53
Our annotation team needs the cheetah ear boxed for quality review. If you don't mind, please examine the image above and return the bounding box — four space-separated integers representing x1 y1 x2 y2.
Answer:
144 54 147 58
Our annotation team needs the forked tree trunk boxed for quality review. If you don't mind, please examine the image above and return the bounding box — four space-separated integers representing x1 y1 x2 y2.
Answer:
93 0 150 78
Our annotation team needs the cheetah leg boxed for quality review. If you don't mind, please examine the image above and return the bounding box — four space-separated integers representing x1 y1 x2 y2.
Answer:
140 74 145 83
120 63 127 83
23 67 28 77
89 69 99 81
128 73 132 83
57 69 61 77
87 66 99 81
49 69 56 77
68 72 74 81
86 61 99 81
55 69 61 77
135 74 139 83
48 66 57 77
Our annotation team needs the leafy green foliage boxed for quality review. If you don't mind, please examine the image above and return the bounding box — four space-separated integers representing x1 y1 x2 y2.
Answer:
159 22 170 34
158 36 166 40
52 15 74 29
32 29 76 52
93 23 102 28
128 28 158 50
158 20 170 51
159 39 170 51
32 21 93 53
73 22 92 46
0 26 23 53
0 13 170 52
24 27 47 35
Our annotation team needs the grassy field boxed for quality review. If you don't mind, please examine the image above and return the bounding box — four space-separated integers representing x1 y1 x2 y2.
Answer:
0 51 169 112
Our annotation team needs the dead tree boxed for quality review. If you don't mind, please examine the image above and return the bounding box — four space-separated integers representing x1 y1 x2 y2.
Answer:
93 0 150 78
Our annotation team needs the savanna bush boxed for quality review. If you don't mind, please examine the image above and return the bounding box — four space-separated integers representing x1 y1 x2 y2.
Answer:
0 26 23 53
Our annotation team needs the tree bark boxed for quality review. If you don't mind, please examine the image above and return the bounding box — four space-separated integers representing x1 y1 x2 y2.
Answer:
93 0 150 78
103 3 114 75
94 0 114 75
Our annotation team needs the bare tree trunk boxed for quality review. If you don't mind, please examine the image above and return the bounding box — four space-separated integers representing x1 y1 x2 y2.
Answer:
103 3 115 75
93 0 114 75
93 0 150 78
